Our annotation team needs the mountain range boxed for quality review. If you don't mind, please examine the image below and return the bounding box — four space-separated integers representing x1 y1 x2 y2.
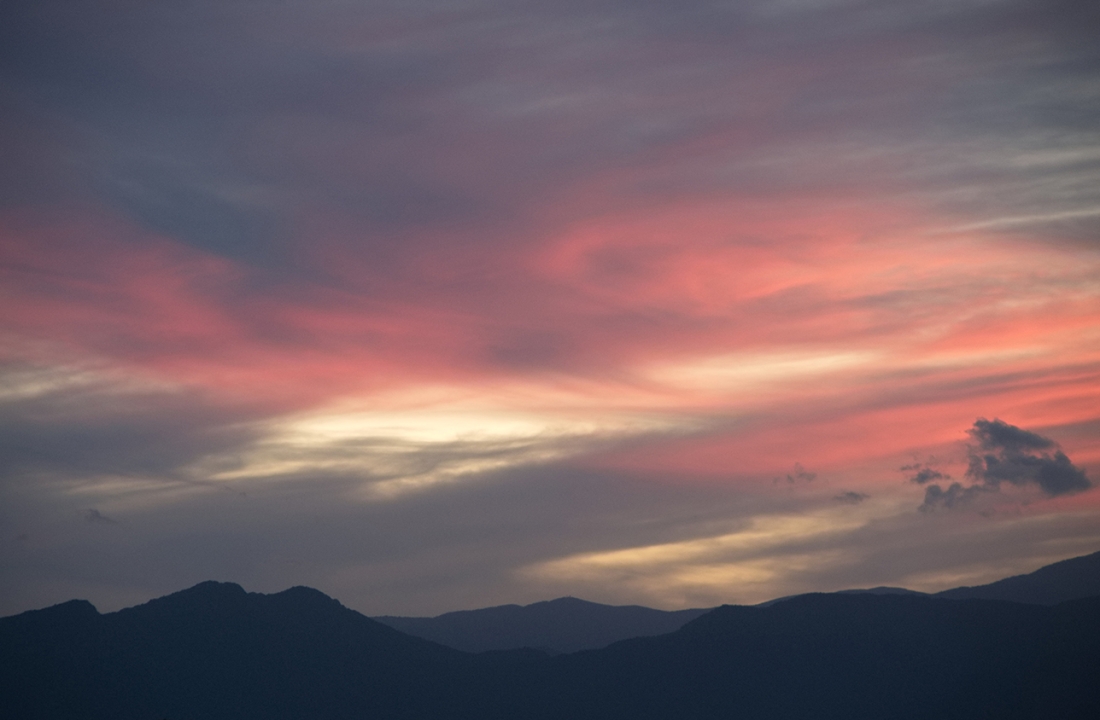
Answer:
374 597 710 653
375 549 1100 653
2 550 1099 719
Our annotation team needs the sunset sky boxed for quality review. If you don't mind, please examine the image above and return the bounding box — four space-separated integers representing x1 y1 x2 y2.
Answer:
2 0 1099 617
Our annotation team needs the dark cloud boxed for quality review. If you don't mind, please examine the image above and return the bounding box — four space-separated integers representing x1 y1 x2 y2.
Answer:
95 158 281 266
919 482 988 513
783 463 816 484
970 418 1056 454
967 418 1091 496
84 508 117 525
902 463 951 485
920 418 1091 511
833 491 869 505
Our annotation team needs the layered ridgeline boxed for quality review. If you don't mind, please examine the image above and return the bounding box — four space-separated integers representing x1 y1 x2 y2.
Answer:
2 553 1099 720
376 549 1100 652
375 597 710 653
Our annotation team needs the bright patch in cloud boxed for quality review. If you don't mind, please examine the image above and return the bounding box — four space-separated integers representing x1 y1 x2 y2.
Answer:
644 350 877 394
522 507 877 605
211 388 701 497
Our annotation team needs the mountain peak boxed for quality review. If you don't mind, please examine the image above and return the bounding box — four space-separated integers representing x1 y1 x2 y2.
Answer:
375 594 710 653
268 585 344 611
539 596 598 607
10 598 99 622
179 580 247 597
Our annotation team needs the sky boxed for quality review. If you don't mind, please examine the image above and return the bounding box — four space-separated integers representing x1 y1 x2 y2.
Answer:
1 0 1099 618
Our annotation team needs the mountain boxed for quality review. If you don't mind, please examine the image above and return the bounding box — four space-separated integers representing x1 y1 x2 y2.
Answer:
374 548 1100 654
834 585 928 596
756 549 1100 609
934 549 1100 604
757 585 927 607
3 551 1100 718
374 596 710 653
541 593 1100 720
0 581 520 720
3 584 1099 719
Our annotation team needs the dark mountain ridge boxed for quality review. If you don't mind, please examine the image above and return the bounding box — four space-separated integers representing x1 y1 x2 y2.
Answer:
375 596 709 653
933 549 1100 604
4 586 1098 719
4 551 1100 719
377 550 1100 651
0 581 484 720
555 593 1100 720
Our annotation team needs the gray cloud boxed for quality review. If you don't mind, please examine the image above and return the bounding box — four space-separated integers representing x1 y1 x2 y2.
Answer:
971 417 1057 453
2 0 1096 290
83 508 117 525
967 418 1091 496
833 491 869 505
0 364 261 484
920 418 1091 511
902 463 951 485
782 463 816 484
95 158 281 266
919 482 988 512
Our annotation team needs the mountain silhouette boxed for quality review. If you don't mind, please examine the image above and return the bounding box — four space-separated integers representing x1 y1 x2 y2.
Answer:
0 581 503 720
934 549 1100 604
3 551 1100 719
757 585 926 607
374 596 709 653
542 593 1100 720
380 551 1100 653
757 550 1100 610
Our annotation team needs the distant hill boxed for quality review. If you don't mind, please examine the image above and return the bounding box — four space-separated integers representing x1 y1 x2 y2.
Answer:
934 550 1100 604
834 586 928 597
374 596 710 653
3 583 1099 719
369 549 1100 654
757 585 927 607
